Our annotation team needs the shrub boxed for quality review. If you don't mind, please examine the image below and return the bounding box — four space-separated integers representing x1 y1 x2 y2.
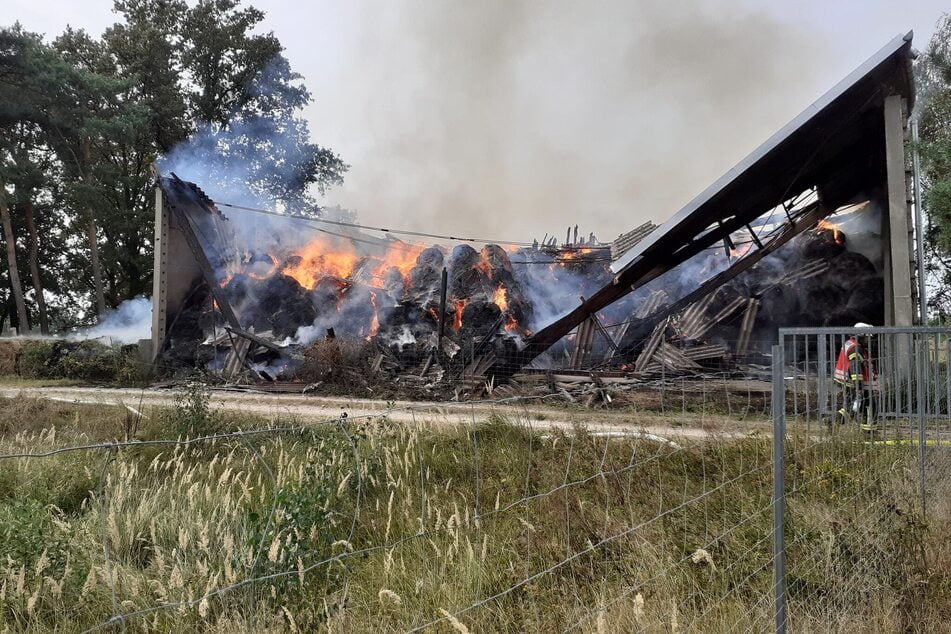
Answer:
166 378 219 437
0 498 70 571
18 340 57 378
17 340 148 384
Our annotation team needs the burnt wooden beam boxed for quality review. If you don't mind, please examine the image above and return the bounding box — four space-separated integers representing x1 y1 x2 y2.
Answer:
634 318 669 373
589 311 619 353
223 325 290 356
735 299 761 358
486 200 826 380
746 223 764 249
616 202 827 355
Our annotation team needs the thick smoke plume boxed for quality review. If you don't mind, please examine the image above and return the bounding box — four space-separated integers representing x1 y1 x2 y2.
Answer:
315 0 827 240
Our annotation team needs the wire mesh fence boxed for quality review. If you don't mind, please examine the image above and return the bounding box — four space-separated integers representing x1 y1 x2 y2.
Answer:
0 328 948 632
773 326 951 633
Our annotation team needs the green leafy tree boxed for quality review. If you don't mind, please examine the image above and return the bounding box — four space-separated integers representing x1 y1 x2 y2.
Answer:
0 25 51 333
917 14 951 319
50 28 148 315
0 0 347 327
164 0 346 211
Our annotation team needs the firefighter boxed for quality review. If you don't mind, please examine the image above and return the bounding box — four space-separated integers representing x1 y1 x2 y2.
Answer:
833 323 878 430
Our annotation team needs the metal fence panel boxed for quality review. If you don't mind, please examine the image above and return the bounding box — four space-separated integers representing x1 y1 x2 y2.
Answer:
773 326 950 632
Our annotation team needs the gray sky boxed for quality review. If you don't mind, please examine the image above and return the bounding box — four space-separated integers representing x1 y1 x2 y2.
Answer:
9 1 950 243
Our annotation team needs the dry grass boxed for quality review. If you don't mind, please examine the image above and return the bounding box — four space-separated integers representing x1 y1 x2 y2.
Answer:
0 376 84 388
0 401 948 632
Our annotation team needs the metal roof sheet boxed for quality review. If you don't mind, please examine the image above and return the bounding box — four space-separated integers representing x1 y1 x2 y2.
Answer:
611 31 915 275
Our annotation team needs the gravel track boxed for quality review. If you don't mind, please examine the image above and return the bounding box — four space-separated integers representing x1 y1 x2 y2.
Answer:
0 385 767 442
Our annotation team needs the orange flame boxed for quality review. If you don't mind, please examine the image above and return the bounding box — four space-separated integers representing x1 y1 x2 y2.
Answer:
238 234 427 291
453 299 468 330
816 219 844 245
729 242 752 259
504 314 518 331
561 247 594 261
492 285 508 311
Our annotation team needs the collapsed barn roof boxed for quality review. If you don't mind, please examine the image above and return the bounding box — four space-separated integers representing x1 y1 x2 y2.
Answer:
487 31 917 379
610 31 915 278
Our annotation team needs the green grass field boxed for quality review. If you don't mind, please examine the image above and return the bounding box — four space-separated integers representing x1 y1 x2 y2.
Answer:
0 391 948 632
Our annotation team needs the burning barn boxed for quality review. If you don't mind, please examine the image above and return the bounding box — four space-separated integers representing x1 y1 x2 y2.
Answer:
149 175 613 385
149 32 920 392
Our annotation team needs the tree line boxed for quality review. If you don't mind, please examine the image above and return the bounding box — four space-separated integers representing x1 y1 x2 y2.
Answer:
918 14 951 321
0 0 345 334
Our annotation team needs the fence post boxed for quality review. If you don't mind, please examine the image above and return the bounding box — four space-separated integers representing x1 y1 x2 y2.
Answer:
817 334 827 422
772 343 787 634
916 335 927 517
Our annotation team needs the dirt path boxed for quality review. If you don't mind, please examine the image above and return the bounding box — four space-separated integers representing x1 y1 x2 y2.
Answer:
0 385 769 442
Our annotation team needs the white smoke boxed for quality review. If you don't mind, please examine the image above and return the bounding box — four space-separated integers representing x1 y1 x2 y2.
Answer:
75 297 152 344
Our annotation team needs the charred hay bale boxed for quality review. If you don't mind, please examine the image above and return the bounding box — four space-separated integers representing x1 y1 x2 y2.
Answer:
448 244 486 299
797 277 841 325
846 276 885 324
310 277 347 315
336 286 380 337
826 251 877 290
238 274 317 339
461 300 502 337
416 245 445 269
823 308 866 327
480 244 515 284
381 266 406 299
376 304 437 361
379 303 436 334
756 284 800 330
491 333 522 362
223 273 251 305
257 274 311 311
224 274 271 332
502 286 532 327
799 228 846 260
407 246 446 300
251 274 318 338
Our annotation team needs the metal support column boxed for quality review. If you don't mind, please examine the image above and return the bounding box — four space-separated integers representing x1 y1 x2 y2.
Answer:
150 187 169 362
884 95 914 326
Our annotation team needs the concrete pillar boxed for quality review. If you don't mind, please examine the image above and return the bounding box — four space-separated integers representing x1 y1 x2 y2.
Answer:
884 95 914 326
151 187 169 361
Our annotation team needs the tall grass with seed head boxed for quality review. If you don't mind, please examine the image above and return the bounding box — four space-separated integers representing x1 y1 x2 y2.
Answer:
0 397 949 632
